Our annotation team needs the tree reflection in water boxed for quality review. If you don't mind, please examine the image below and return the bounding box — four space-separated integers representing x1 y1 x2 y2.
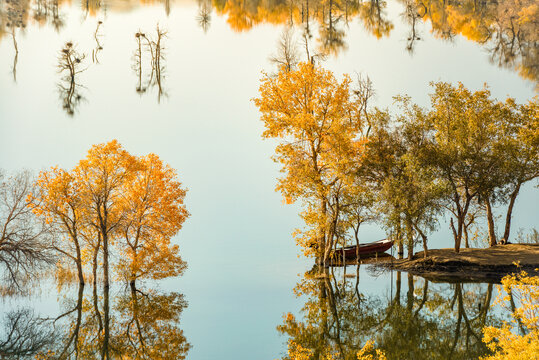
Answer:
196 0 212 33
92 20 103 64
278 266 500 359
8 280 191 359
57 42 86 116
31 0 65 31
0 309 53 358
1 0 26 82
132 25 168 103
0 0 536 87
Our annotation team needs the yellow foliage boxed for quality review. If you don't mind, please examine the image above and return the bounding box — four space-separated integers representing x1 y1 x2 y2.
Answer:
287 340 313 360
254 63 366 258
356 340 387 360
285 338 387 360
481 270 539 360
31 140 189 284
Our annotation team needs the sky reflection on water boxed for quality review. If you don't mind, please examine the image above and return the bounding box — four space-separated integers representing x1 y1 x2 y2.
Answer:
0 0 537 358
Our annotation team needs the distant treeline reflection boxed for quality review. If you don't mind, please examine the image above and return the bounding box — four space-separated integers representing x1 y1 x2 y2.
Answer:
0 0 536 86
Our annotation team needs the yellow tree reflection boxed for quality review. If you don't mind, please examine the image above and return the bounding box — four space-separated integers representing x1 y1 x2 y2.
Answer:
278 267 499 359
113 284 191 359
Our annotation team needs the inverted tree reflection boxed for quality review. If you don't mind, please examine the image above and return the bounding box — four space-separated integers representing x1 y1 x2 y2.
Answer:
27 281 190 359
57 42 86 116
0 309 54 358
279 267 501 359
196 0 212 33
92 20 103 64
1 0 26 82
0 0 535 86
132 25 168 103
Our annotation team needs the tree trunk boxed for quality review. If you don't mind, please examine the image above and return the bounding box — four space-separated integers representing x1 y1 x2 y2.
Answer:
406 218 414 260
103 232 109 288
503 183 521 243
92 234 101 286
74 238 85 286
396 219 404 259
451 191 473 253
318 198 327 268
130 280 148 354
419 229 428 258
100 213 110 360
102 279 110 360
485 196 497 246
451 215 465 253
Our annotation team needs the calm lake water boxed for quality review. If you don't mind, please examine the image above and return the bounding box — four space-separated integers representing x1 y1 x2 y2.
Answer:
0 0 537 358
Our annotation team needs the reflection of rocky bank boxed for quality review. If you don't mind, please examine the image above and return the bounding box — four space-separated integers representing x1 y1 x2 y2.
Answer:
384 244 539 283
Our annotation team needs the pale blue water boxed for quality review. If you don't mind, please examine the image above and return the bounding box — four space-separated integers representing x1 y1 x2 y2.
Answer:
0 0 537 358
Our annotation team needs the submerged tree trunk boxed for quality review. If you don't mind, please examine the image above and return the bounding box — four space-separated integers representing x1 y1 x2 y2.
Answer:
100 205 111 360
92 234 101 285
93 279 103 333
57 283 85 359
75 247 85 286
102 280 110 360
130 281 148 355
315 269 329 359
72 228 85 285
503 183 521 243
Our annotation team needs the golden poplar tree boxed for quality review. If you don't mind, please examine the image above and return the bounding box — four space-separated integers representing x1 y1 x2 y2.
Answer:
254 62 365 265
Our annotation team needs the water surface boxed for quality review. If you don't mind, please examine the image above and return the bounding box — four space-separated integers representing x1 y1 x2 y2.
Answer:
0 0 537 358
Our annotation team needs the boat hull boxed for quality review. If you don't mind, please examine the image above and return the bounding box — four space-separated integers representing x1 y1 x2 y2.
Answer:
333 239 394 259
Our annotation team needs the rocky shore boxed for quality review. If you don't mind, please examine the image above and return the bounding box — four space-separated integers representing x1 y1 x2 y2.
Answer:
382 243 539 283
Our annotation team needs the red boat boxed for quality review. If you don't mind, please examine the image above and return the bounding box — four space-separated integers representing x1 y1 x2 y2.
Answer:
333 238 394 258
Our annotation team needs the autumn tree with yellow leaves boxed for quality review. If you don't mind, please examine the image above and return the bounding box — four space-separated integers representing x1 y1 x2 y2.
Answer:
481 270 539 360
119 153 188 285
31 140 188 287
31 140 188 359
254 62 369 266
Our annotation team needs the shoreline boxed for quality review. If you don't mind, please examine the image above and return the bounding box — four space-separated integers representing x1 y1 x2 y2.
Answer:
379 243 539 283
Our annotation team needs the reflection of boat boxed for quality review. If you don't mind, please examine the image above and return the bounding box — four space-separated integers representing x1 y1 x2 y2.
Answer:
334 239 394 258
